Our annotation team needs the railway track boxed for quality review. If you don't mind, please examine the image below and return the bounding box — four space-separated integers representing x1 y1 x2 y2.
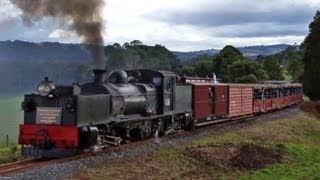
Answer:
0 158 44 176
0 155 90 177
0 106 299 177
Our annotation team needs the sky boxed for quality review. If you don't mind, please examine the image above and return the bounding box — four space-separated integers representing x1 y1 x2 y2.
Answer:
0 0 318 51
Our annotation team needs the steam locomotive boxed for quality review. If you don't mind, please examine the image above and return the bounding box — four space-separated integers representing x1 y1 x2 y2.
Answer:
19 69 302 157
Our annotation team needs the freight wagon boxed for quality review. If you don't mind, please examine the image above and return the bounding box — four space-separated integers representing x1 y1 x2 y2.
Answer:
185 78 302 125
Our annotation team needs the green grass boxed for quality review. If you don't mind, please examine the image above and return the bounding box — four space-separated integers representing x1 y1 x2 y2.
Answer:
0 144 21 163
303 95 310 102
239 114 320 179
73 110 320 179
283 70 293 81
0 96 23 144
0 96 22 163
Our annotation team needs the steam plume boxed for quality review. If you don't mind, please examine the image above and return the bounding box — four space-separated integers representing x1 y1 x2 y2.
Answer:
10 0 105 69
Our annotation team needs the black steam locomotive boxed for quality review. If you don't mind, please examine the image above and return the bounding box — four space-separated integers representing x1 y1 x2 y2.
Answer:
20 69 193 157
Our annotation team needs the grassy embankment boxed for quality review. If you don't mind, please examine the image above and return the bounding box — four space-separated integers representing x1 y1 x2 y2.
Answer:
0 145 20 163
74 103 320 179
283 70 293 81
0 96 22 163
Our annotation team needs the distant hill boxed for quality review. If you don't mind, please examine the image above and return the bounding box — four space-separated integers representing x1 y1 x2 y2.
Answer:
238 44 291 60
173 49 220 61
173 44 290 61
0 40 91 62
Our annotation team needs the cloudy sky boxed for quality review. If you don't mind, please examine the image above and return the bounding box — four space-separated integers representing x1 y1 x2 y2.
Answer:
0 0 318 51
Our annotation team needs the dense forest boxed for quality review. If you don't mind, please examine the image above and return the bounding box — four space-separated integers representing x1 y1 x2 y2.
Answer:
180 45 303 83
103 40 180 71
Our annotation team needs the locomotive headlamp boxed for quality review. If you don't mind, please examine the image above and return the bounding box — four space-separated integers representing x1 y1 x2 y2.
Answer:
37 77 55 97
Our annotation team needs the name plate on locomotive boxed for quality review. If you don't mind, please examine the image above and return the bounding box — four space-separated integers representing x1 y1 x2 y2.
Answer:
36 107 62 124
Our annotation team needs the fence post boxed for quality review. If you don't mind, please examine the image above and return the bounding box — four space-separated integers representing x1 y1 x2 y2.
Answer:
6 134 9 147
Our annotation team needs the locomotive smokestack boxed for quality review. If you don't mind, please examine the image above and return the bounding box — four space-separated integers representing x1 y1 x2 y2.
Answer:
93 69 107 84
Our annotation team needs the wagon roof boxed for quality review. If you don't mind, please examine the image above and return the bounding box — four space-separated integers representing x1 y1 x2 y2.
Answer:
187 82 302 89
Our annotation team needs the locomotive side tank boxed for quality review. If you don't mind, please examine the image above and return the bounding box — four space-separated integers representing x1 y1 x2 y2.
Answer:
107 70 157 115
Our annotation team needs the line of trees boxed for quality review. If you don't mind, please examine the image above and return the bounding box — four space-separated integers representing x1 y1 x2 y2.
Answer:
180 45 284 83
104 40 180 71
0 38 308 96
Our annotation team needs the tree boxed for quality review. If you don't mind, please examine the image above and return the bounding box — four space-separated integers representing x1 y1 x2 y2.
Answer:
256 55 264 65
235 74 258 83
194 60 213 77
122 42 130 49
302 11 320 100
213 45 245 82
105 42 176 71
130 40 143 46
181 66 195 76
229 60 269 83
112 43 121 49
263 56 284 80
256 45 303 81
288 59 303 80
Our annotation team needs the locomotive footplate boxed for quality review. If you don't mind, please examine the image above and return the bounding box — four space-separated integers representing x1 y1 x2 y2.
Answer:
22 146 76 158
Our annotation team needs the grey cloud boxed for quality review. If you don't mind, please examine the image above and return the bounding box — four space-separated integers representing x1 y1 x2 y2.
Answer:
232 29 307 38
156 4 316 26
0 16 69 42
0 17 20 32
212 23 308 38
150 2 317 38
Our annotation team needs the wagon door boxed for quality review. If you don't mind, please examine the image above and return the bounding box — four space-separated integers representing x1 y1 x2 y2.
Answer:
192 84 211 121
213 85 228 117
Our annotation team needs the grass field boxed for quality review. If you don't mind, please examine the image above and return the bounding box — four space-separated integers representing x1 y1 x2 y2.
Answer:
0 96 23 144
283 70 293 81
0 96 23 163
73 106 320 179
0 145 21 163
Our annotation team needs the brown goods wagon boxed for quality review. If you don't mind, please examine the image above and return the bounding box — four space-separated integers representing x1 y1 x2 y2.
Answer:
190 83 212 121
228 85 253 117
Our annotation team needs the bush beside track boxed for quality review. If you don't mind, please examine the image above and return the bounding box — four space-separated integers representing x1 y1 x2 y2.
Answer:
0 145 21 164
